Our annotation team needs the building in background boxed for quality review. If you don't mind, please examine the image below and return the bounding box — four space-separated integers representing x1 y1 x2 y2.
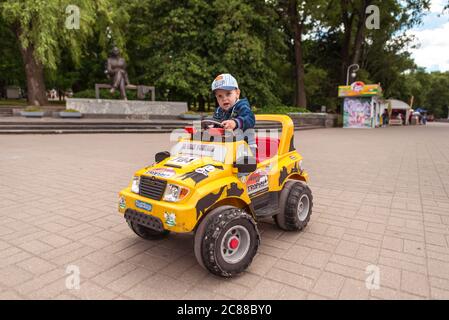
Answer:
338 82 385 129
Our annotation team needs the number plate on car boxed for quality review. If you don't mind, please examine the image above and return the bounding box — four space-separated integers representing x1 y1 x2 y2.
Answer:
135 200 152 212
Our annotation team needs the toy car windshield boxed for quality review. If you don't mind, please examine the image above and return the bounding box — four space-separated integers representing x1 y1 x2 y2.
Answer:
170 140 227 163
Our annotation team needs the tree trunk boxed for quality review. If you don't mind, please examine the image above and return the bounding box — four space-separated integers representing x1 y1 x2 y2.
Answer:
16 29 48 106
340 0 354 84
288 0 307 109
351 0 372 66
198 95 205 112
0 81 5 99
340 0 372 84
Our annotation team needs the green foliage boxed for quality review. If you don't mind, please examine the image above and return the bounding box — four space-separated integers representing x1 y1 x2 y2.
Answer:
24 106 43 112
424 72 449 118
254 105 310 114
72 89 96 98
0 15 24 87
303 65 334 109
0 0 439 112
0 0 127 70
72 88 147 100
394 70 449 118
123 0 286 107
0 99 27 106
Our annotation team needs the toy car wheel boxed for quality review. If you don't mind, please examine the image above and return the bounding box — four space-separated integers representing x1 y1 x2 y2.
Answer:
275 180 313 231
194 206 260 277
127 220 170 240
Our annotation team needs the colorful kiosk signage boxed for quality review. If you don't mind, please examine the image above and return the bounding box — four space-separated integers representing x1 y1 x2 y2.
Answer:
338 82 384 129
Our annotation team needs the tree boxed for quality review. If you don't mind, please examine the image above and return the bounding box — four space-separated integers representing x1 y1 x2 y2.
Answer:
394 70 449 119
274 0 330 109
285 0 307 108
209 0 286 107
425 72 449 118
0 0 437 111
301 0 431 111
124 0 286 109
336 0 375 84
0 14 25 97
0 0 127 106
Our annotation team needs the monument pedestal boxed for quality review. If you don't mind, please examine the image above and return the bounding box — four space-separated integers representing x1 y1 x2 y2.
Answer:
66 98 187 118
95 84 155 100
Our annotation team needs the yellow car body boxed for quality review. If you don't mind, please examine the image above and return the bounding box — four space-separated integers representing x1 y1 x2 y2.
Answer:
118 114 309 234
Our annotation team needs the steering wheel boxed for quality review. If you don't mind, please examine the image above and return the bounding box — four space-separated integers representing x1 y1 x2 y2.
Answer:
200 119 224 130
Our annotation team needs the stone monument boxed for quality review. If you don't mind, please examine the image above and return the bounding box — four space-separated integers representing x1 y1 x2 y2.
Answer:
67 46 187 118
95 47 155 101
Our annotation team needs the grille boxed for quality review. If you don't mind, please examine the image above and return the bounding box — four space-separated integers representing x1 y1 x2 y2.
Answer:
139 176 167 200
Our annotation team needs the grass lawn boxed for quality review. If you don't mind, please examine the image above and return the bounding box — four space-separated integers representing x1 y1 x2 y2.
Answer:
0 99 27 107
0 99 66 107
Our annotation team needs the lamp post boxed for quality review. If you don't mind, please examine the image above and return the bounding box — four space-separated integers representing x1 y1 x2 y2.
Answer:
346 64 360 85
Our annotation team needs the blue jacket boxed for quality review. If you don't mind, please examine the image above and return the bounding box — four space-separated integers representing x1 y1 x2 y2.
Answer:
212 98 255 131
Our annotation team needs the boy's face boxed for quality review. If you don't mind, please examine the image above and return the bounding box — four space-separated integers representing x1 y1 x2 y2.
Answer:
214 89 240 110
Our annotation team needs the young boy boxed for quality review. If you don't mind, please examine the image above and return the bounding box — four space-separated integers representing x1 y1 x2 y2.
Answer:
211 73 257 155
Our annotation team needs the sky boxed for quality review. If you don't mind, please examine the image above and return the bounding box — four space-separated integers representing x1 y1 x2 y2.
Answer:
408 0 449 72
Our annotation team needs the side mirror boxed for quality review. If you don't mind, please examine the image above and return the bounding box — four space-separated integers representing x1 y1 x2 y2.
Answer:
155 151 170 163
233 156 257 173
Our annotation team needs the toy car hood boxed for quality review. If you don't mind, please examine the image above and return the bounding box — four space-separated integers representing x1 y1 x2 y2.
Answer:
139 155 228 187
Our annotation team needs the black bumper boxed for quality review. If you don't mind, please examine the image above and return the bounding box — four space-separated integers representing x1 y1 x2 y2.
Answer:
124 209 164 232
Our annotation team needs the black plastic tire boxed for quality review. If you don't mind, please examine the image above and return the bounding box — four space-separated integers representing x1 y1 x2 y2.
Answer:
194 206 260 277
127 220 170 240
274 180 313 231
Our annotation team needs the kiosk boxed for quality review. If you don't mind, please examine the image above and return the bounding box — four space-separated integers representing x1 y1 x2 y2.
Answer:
386 99 412 126
338 82 385 128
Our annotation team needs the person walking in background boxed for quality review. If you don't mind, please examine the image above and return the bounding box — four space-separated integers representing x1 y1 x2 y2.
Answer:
382 109 389 127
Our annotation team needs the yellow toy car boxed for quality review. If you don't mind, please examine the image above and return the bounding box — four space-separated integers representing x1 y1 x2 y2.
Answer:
118 114 312 277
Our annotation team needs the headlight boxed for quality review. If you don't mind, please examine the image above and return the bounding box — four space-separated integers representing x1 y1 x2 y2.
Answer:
131 176 140 194
298 160 303 171
163 183 189 202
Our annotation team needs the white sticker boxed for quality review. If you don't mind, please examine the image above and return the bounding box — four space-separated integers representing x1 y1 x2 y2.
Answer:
194 165 215 176
119 197 126 210
239 175 248 183
246 169 269 196
164 212 176 227
146 168 176 178
168 156 199 165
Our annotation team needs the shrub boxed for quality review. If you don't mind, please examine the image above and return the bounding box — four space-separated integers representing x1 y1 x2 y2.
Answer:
182 111 213 115
182 111 200 114
253 105 310 114
24 106 43 112
72 89 96 98
73 89 142 100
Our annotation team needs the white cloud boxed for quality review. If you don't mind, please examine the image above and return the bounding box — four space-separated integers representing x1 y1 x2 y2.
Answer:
430 0 446 13
408 21 449 72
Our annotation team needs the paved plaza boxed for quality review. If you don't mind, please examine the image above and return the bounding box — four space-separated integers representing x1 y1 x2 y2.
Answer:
1 122 449 300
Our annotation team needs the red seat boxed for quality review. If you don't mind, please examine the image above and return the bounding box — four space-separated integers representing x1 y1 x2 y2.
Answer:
255 136 280 163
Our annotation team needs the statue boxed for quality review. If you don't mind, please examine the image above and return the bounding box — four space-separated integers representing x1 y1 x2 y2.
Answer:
105 47 130 100
95 46 155 101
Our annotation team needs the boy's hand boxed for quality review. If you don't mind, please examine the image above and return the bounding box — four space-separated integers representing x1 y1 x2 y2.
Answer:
222 120 237 130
